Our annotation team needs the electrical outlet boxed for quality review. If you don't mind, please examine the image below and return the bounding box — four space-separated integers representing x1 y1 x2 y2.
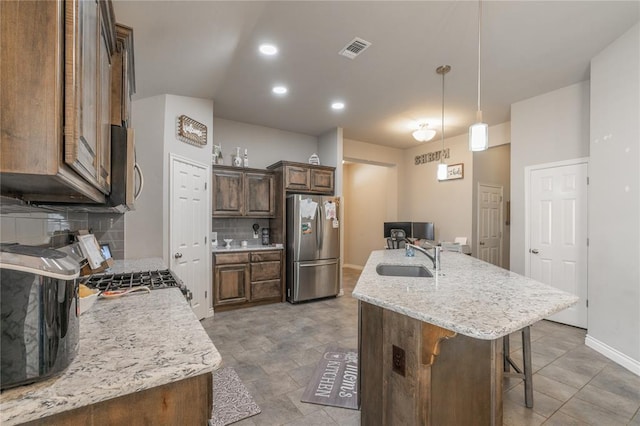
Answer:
392 345 406 376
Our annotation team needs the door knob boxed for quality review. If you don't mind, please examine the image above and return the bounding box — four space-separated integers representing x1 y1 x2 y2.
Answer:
174 252 183 259
530 249 539 254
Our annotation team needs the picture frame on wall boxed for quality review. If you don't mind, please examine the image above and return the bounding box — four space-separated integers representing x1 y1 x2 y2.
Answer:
445 163 464 180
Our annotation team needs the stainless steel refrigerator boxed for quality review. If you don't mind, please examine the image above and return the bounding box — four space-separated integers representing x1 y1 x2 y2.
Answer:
286 194 340 303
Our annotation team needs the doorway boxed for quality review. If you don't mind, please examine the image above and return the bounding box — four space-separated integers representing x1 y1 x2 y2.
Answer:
477 183 503 267
525 158 588 328
169 154 210 319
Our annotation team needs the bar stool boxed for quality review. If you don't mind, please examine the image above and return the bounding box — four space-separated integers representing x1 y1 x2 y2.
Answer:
503 326 533 408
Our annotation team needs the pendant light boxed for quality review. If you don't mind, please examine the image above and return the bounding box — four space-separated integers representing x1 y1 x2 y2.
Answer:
469 0 489 151
437 65 450 181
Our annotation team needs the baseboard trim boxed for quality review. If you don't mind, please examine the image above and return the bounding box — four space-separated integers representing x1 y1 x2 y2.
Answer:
585 334 640 376
343 263 364 271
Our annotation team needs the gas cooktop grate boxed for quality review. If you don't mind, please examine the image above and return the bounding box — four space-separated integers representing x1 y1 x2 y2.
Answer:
82 269 182 292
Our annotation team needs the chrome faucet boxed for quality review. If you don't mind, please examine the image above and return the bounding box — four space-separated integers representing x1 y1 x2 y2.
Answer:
406 243 441 270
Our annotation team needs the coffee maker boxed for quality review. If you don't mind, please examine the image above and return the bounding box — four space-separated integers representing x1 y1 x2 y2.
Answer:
261 228 270 245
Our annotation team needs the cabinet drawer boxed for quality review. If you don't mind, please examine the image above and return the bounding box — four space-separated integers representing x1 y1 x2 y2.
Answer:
251 261 281 282
214 252 250 265
250 251 281 262
250 280 281 301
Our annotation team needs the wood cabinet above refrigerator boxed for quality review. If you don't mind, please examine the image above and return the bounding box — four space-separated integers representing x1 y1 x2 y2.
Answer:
0 0 117 204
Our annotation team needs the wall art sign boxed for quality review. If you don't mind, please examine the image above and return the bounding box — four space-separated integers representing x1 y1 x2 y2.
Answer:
177 115 207 147
440 163 464 181
415 148 450 165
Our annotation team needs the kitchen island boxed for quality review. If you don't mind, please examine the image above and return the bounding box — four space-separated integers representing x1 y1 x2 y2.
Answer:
353 249 579 425
0 287 221 425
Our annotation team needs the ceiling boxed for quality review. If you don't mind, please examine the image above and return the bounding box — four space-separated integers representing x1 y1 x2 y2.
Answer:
112 1 639 149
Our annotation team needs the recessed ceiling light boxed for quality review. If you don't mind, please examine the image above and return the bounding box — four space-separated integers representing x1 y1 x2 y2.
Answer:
259 44 278 55
331 102 345 110
272 85 288 95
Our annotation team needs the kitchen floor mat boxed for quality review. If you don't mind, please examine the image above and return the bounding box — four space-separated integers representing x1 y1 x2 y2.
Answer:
301 346 359 410
210 367 261 426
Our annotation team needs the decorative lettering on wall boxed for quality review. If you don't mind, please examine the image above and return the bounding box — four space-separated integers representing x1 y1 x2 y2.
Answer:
415 148 450 165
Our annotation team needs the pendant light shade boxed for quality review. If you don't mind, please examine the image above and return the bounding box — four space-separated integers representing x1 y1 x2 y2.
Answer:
412 124 436 142
469 0 489 152
469 112 489 151
436 65 451 181
437 163 448 180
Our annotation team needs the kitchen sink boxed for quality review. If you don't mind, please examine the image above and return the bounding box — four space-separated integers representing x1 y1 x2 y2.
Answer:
376 264 433 278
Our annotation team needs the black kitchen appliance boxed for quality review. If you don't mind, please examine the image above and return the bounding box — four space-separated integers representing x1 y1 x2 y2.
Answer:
0 244 80 390
261 228 270 245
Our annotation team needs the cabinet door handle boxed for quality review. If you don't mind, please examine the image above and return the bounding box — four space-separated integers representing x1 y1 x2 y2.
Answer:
479 241 485 245
530 249 539 254
174 252 183 259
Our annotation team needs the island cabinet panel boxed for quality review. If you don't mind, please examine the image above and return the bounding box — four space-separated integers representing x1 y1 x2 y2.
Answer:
359 302 503 425
22 373 212 426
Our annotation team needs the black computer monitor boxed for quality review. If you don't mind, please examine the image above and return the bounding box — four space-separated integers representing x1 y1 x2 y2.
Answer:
412 222 435 241
383 222 412 238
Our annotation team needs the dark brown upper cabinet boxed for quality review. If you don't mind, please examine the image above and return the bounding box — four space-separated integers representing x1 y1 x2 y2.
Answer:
212 166 275 218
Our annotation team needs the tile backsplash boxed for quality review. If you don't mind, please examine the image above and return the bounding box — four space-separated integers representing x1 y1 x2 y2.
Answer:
87 213 125 260
0 211 88 248
0 204 125 259
212 218 270 245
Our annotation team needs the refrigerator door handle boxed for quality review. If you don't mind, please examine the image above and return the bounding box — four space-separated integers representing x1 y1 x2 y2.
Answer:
317 203 323 251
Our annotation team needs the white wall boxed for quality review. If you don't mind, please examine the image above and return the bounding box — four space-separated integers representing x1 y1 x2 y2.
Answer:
212 117 318 169
318 127 343 195
126 95 214 266
342 139 403 268
343 163 396 268
125 95 166 259
403 134 473 244
586 23 639 373
510 82 590 274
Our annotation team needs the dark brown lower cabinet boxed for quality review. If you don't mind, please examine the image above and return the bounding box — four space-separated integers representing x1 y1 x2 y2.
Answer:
359 302 503 425
213 250 282 310
22 374 212 426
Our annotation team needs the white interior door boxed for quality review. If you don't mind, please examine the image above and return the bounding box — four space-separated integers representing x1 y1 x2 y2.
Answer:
477 184 503 267
170 155 210 319
528 162 587 328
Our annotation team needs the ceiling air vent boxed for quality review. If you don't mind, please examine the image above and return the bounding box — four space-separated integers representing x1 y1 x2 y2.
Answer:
339 37 371 59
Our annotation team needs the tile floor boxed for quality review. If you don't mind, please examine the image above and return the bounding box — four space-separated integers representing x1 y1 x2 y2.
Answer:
201 268 640 425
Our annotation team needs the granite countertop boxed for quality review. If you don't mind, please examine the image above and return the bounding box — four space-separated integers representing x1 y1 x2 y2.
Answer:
212 244 284 253
0 289 221 425
352 249 579 340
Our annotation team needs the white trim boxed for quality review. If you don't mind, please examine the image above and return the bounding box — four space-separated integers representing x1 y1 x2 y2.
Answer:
585 334 640 376
476 183 504 267
343 263 364 271
523 157 589 277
